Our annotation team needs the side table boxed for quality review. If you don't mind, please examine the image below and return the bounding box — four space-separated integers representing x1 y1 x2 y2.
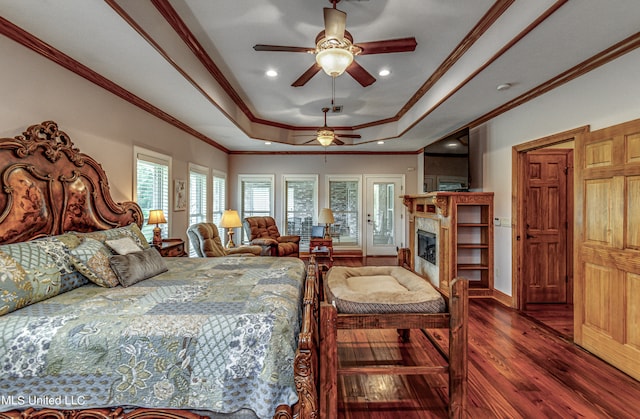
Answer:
155 238 187 257
310 237 333 271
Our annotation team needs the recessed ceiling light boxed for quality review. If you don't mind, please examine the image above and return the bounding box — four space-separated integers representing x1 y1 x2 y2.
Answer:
446 142 458 147
377 141 385 145
496 83 511 91
378 69 391 77
265 69 278 77
264 141 271 145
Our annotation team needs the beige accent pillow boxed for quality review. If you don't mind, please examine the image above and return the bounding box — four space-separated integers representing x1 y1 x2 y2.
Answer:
106 237 142 255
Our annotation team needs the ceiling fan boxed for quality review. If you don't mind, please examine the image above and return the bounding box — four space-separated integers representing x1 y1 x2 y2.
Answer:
253 0 417 87
300 108 361 146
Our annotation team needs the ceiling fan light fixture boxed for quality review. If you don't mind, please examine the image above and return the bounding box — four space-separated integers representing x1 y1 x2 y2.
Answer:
316 47 353 77
317 128 335 146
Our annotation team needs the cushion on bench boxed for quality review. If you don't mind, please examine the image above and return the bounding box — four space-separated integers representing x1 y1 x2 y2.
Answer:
325 266 446 314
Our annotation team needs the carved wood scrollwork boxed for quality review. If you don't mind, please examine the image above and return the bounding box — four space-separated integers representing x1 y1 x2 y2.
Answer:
434 195 449 217
0 121 142 243
0 407 208 419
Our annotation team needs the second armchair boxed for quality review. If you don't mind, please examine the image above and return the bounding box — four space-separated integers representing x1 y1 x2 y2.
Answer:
243 216 300 257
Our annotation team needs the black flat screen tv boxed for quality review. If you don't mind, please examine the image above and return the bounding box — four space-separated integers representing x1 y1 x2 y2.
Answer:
423 127 470 193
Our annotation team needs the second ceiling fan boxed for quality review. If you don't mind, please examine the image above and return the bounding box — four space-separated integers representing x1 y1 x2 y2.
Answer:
301 108 361 147
253 0 417 87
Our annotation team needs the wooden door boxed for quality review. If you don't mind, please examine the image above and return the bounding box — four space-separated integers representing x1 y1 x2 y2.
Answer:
524 150 570 304
575 118 640 381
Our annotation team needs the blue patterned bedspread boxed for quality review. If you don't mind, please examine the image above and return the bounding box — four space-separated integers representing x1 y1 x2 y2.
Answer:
0 256 306 419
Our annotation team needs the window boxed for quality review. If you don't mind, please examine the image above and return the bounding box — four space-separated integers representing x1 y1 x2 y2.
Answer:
239 174 274 241
188 164 208 257
327 176 361 247
134 147 171 242
284 175 318 250
212 171 226 226
189 163 208 226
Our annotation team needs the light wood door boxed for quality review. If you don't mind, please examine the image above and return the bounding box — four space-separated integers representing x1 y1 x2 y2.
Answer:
575 118 640 381
524 150 570 304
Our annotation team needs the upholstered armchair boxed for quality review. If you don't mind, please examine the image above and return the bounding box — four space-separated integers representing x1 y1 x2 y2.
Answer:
187 223 262 257
243 216 300 257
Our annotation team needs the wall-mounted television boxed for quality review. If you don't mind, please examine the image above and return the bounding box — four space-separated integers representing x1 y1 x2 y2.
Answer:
423 127 470 193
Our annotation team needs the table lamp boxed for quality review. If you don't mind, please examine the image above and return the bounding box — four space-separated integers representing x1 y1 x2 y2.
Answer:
147 209 167 246
219 209 242 248
318 208 335 240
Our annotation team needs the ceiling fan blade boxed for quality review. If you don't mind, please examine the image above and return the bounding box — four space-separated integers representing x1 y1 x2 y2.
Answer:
346 61 376 87
333 137 344 146
323 7 347 40
356 37 418 55
337 133 361 139
253 44 314 53
292 63 322 87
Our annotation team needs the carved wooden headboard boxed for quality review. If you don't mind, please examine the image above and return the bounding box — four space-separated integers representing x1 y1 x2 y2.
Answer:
0 121 143 244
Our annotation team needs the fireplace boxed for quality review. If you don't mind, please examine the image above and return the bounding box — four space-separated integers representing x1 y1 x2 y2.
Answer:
417 230 436 265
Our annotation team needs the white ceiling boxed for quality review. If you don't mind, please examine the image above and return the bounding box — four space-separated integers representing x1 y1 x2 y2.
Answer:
1 0 639 152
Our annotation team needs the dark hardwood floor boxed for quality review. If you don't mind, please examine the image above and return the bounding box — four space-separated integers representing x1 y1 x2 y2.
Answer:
523 303 574 339
325 256 640 418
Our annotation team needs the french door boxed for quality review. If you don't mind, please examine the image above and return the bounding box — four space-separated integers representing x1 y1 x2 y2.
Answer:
364 175 404 256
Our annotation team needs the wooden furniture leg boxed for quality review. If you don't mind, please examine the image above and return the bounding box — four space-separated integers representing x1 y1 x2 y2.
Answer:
448 277 468 418
320 301 338 419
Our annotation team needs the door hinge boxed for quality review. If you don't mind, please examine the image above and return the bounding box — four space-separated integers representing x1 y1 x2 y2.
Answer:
564 166 569 174
565 275 569 283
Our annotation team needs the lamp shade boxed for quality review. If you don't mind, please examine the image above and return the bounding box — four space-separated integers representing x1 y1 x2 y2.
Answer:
219 209 242 228
318 208 335 224
315 47 353 77
147 209 167 225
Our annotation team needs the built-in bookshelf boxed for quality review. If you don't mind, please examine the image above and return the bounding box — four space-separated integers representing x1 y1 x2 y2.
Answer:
403 192 494 297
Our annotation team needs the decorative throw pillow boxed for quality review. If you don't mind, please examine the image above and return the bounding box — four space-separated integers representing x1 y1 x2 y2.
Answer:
69 238 120 288
33 234 89 292
105 237 142 255
109 247 168 287
70 223 150 250
0 242 63 316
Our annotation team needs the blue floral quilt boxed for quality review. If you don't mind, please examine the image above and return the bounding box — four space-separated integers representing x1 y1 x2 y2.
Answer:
0 256 306 419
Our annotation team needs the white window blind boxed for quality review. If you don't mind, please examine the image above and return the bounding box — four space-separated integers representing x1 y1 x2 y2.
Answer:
189 165 208 227
188 165 208 257
212 172 226 226
135 149 170 242
240 175 274 242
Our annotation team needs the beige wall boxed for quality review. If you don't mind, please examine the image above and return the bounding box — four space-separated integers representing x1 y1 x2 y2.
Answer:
1 36 421 244
3 34 639 279
229 153 419 217
478 48 640 296
0 36 228 241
